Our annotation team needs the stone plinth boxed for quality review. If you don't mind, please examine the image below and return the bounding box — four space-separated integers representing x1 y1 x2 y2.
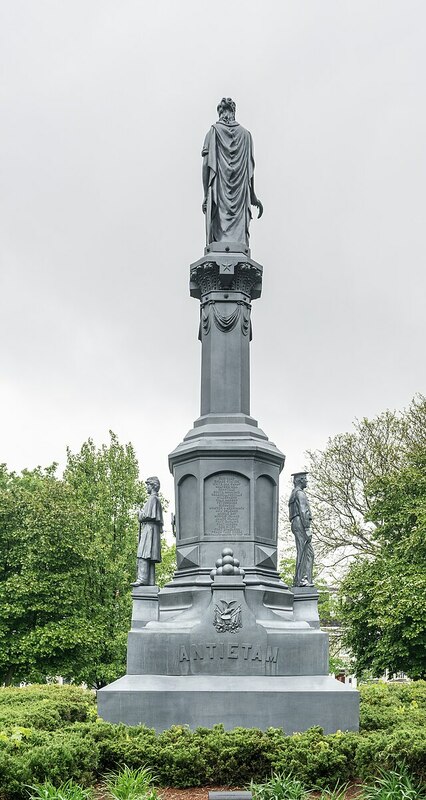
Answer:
130 585 159 630
292 586 320 628
98 674 359 734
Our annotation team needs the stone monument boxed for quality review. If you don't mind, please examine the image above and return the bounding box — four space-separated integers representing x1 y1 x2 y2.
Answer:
132 477 163 587
289 472 314 587
98 99 359 733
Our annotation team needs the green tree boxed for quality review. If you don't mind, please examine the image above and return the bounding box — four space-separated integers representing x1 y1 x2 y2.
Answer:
0 463 92 685
156 541 176 587
340 445 426 679
0 432 172 687
63 432 147 687
305 409 407 567
279 395 426 677
279 395 424 571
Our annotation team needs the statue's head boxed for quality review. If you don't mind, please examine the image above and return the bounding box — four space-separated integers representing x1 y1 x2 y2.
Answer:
292 471 308 490
217 97 236 122
146 476 160 494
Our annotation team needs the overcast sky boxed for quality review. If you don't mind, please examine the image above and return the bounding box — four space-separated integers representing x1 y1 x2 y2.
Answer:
1 1 425 521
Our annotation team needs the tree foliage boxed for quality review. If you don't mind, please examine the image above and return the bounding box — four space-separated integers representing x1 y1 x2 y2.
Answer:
279 395 426 678
305 410 408 566
0 432 174 687
279 395 425 571
340 441 426 679
0 464 91 686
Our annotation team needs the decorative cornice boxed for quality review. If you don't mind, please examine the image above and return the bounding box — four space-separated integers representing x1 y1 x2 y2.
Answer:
190 256 263 301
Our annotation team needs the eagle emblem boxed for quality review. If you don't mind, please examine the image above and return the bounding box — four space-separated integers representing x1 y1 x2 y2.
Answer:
213 599 242 633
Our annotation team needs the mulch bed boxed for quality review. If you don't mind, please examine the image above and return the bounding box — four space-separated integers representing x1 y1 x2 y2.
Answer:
95 783 363 799
159 786 363 799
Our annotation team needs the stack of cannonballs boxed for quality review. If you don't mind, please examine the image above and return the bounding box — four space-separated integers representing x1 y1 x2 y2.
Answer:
210 547 245 579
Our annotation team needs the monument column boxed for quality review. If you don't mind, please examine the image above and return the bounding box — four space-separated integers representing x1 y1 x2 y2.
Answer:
168 244 286 588
190 247 262 423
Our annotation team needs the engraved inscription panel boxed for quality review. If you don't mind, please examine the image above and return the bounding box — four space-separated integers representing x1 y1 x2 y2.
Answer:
204 472 249 538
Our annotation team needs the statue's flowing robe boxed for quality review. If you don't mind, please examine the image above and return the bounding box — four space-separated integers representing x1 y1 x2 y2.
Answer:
137 494 163 563
288 488 314 585
202 120 255 246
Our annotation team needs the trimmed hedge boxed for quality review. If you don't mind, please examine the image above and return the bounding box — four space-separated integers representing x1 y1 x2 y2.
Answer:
359 681 426 732
0 686 96 731
0 683 425 799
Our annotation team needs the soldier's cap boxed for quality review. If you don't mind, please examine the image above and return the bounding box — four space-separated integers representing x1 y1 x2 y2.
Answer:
291 471 308 477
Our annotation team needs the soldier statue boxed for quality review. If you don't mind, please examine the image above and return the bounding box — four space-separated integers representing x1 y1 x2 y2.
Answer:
202 97 263 247
288 471 314 587
132 476 163 587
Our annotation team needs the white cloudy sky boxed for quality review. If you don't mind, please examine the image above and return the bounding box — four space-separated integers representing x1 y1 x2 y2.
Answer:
1 1 425 521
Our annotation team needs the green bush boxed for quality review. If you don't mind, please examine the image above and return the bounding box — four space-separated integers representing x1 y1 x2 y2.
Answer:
359 681 426 732
266 728 357 789
354 727 426 782
91 722 426 789
0 682 426 798
0 727 99 799
0 686 95 732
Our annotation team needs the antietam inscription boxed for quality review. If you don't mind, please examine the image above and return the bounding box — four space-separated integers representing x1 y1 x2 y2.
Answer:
204 472 249 537
178 643 278 663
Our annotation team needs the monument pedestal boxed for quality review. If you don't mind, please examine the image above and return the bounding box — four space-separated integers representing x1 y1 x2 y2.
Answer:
292 586 320 628
99 569 359 732
98 674 359 734
130 585 160 629
98 247 359 733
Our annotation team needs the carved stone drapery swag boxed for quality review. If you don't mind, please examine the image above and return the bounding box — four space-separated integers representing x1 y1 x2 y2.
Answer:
200 300 252 339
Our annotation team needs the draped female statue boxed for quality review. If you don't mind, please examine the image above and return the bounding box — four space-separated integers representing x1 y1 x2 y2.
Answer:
202 97 263 248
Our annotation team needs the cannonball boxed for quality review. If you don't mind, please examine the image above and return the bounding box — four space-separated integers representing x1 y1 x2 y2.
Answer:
233 566 240 574
216 566 223 575
240 568 245 578
222 555 234 566
222 563 234 575
210 569 216 580
222 547 234 557
233 558 240 567
216 558 223 567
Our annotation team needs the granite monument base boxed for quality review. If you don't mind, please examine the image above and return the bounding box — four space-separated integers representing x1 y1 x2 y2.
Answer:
98 576 359 733
97 673 359 733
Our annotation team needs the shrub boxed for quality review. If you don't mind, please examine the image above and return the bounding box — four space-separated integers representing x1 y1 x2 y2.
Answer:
0 686 95 732
359 681 426 732
266 727 356 789
354 727 426 782
0 728 99 800
0 683 426 798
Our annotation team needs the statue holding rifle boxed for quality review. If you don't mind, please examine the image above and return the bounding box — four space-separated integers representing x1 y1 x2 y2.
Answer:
288 472 314 587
